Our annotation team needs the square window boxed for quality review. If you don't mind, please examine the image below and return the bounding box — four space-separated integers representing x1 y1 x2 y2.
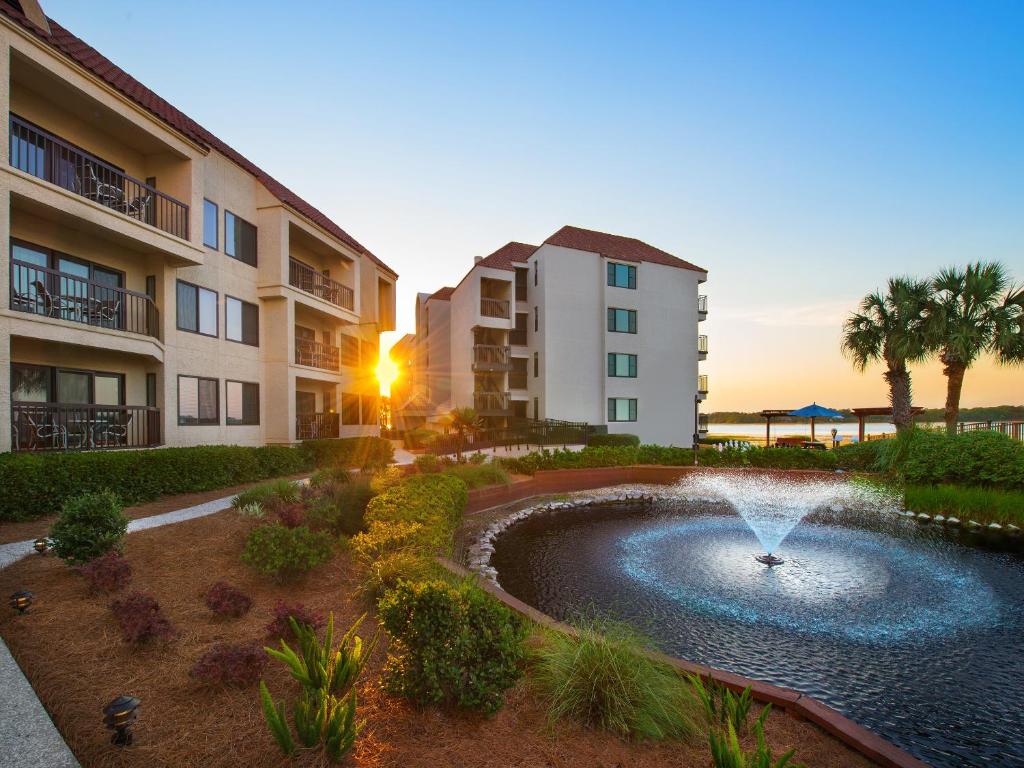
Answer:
178 375 219 425
176 280 218 337
226 381 259 425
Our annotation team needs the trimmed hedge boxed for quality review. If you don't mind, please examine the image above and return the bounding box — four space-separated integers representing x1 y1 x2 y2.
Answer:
897 430 1024 490
588 433 641 448
0 437 393 522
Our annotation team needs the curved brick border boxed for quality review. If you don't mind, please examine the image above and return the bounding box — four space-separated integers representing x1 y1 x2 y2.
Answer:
454 466 930 768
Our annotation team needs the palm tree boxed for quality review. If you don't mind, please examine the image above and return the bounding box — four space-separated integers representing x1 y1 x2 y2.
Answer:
928 262 1024 435
448 407 482 460
842 277 933 431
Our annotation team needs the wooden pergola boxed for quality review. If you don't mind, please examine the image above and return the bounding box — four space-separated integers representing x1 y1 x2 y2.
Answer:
850 407 924 442
758 409 793 447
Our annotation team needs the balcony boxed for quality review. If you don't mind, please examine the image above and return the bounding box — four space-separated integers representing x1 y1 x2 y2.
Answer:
698 374 708 398
295 338 340 371
472 344 512 372
698 335 708 357
10 260 159 339
11 403 161 452
480 297 510 319
296 413 340 440
9 115 190 240
474 391 511 414
289 259 354 311
698 294 708 319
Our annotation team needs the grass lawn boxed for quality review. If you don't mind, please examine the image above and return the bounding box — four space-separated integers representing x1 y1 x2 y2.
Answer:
903 484 1024 527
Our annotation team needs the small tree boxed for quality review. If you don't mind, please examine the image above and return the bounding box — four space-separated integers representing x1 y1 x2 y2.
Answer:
447 407 482 460
928 262 1024 435
841 278 933 431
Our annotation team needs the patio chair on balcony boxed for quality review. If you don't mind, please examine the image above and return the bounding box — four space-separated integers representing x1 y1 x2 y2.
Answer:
93 412 131 447
32 280 75 318
21 410 68 450
83 163 124 207
123 193 152 223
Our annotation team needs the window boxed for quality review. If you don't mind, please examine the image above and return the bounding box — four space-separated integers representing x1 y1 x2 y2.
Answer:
515 267 528 302
361 395 378 426
224 210 257 266
607 262 636 289
607 307 637 334
533 397 539 419
11 363 51 402
510 357 528 389
340 335 359 367
225 296 259 345
607 353 638 378
361 339 378 368
226 381 259 425
178 375 219 425
296 391 316 415
341 393 361 425
511 313 527 345
534 306 538 332
533 261 538 286
533 351 539 377
608 398 638 422
203 199 218 248
177 280 218 336
146 373 157 407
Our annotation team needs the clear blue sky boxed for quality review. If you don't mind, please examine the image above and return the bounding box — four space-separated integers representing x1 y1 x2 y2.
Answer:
43 0 1024 409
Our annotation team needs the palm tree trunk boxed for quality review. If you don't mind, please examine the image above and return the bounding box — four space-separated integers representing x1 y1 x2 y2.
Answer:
942 354 966 436
885 363 914 431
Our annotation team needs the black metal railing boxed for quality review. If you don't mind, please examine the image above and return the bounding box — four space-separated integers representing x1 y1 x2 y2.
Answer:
294 338 340 371
958 420 1023 441
11 403 161 452
288 259 354 310
698 374 708 394
10 259 159 338
9 115 189 240
698 295 708 314
426 417 593 456
296 412 340 440
472 344 512 371
473 391 510 413
480 297 510 319
698 335 709 354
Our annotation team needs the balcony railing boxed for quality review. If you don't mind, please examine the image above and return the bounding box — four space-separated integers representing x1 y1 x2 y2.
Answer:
296 412 340 441
10 259 159 339
472 344 512 371
698 335 709 354
480 297 510 319
288 259 354 310
295 338 340 371
474 391 510 413
12 403 161 452
698 295 708 314
698 374 708 394
9 115 190 240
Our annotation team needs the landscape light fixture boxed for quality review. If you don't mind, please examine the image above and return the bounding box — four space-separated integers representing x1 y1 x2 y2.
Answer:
33 538 48 555
102 695 141 746
9 591 33 614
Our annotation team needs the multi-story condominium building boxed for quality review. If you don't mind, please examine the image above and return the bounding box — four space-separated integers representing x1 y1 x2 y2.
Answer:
406 225 708 445
0 3 396 453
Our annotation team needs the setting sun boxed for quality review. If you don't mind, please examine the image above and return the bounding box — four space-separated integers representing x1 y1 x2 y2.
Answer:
375 352 400 397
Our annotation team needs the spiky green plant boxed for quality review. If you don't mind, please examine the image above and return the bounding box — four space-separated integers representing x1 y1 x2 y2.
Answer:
688 674 769 734
709 719 802 768
259 681 295 756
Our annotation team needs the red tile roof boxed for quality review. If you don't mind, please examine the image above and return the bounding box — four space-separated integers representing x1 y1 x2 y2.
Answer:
544 225 705 274
428 286 455 301
0 4 396 277
476 241 537 271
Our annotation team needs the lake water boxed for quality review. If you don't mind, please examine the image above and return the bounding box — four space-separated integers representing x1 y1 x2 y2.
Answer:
707 422 941 440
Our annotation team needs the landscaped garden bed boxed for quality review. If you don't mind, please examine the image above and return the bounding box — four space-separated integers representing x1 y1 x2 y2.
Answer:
0 464 876 768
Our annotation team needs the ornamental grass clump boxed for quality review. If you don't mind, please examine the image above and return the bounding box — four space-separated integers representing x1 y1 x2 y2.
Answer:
48 490 128 565
241 524 333 582
76 551 132 594
110 591 178 644
191 642 267 687
378 579 526 714
204 581 252 618
259 613 377 762
532 619 698 741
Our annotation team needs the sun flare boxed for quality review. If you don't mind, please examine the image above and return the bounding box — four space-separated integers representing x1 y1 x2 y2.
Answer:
375 352 400 396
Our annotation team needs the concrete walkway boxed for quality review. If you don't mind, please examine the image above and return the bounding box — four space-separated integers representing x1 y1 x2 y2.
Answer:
0 489 244 768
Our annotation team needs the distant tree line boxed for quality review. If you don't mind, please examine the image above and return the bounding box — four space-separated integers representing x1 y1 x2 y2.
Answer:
707 405 1024 425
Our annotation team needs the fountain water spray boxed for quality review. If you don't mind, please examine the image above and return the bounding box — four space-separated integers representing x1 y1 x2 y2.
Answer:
674 473 892 565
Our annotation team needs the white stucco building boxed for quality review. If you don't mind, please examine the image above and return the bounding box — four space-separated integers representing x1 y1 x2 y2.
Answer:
405 225 708 446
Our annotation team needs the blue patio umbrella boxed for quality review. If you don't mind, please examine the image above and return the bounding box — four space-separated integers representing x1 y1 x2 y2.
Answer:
787 403 846 442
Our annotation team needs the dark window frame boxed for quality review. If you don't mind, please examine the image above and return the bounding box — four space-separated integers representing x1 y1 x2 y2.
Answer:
607 397 638 422
203 199 218 249
607 353 638 378
607 262 637 289
176 279 219 337
607 307 638 334
224 295 260 346
533 351 539 377
177 374 220 426
225 379 260 426
224 209 258 267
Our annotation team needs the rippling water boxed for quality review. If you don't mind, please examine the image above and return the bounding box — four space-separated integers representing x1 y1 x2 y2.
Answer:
491 497 1024 767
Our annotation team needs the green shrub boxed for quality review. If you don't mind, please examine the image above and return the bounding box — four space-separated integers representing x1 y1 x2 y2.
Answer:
898 430 1024 490
832 439 889 471
358 552 437 601
299 437 394 471
441 463 510 489
232 479 301 510
533 619 697 741
903 484 1024 526
709 719 801 768
413 454 440 473
378 579 526 713
306 480 375 536
241 524 334 581
48 491 128 565
402 429 437 450
310 466 353 488
589 433 641 447
364 474 468 554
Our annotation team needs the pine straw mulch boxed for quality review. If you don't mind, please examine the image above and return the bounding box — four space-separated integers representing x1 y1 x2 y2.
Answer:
0 509 874 768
